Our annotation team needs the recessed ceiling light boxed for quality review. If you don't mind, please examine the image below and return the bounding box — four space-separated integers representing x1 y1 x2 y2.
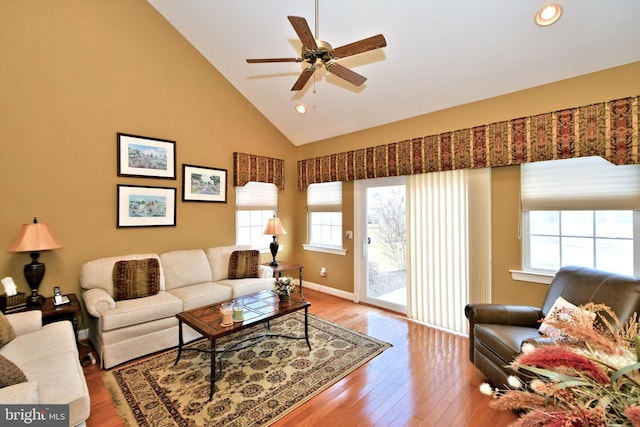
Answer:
536 4 562 26
295 104 307 114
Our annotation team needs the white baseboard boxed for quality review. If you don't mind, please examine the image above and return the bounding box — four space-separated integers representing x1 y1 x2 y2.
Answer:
302 280 355 301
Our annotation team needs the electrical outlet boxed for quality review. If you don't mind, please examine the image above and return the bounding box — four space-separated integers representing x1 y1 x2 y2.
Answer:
320 267 326 277
345 230 353 239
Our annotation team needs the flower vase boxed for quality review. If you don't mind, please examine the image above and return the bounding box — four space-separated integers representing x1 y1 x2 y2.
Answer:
278 292 290 303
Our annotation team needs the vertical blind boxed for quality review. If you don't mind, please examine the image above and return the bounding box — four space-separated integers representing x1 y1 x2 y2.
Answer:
407 168 491 335
521 156 640 211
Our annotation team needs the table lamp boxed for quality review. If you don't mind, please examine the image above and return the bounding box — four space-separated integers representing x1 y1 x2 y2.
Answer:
264 217 287 266
7 217 63 305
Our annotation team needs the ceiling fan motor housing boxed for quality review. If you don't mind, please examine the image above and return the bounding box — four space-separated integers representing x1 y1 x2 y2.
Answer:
302 40 334 64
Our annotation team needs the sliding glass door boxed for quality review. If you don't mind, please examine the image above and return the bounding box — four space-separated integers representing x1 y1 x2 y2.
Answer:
355 176 407 313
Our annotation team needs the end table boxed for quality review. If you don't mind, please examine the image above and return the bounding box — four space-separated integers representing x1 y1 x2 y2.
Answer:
26 293 81 340
264 262 305 299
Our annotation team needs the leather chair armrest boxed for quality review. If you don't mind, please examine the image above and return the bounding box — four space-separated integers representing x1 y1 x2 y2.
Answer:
464 304 543 362
83 288 116 317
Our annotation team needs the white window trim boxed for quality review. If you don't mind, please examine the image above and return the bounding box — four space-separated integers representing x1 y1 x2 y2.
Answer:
302 244 347 256
509 269 554 285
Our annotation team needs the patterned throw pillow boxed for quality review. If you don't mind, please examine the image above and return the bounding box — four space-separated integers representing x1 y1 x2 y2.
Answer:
112 258 160 301
0 311 16 349
0 354 27 388
228 250 260 279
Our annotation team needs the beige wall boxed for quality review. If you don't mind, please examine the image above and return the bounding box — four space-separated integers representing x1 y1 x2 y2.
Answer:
1 0 639 319
0 1 297 312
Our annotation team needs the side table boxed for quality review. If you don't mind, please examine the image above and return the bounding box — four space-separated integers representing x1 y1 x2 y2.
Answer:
25 293 81 340
264 262 305 299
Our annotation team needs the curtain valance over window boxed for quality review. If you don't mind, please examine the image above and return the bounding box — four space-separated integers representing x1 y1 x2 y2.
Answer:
233 152 285 190
297 96 639 191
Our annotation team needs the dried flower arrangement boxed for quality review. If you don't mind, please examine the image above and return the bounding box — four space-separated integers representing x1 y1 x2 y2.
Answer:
481 303 640 426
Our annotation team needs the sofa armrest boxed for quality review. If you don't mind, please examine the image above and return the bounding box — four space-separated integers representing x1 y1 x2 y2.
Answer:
464 303 542 362
83 288 116 317
5 311 42 336
259 265 273 279
0 381 40 404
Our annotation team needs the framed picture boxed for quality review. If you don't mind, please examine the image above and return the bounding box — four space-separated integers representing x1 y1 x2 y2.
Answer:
117 185 176 228
182 164 227 203
117 133 176 179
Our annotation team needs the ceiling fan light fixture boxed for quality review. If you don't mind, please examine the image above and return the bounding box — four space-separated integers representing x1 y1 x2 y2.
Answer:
295 104 307 114
535 4 562 26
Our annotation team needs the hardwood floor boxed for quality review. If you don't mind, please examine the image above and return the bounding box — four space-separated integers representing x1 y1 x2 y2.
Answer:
83 289 518 426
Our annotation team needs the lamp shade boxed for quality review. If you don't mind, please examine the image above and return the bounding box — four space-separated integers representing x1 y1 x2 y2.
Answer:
7 218 63 253
264 217 287 236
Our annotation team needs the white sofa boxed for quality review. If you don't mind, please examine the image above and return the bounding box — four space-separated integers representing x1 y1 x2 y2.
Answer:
0 311 90 427
80 245 274 369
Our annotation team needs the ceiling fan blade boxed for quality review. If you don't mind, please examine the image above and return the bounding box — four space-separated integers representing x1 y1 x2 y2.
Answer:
326 63 367 87
288 16 318 50
332 34 387 59
291 67 315 91
246 58 302 63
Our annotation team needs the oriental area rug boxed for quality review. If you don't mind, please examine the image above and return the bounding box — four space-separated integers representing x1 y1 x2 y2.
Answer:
103 312 391 426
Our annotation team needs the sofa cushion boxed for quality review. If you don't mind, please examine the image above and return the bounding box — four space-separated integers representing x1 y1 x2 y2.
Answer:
100 291 182 331
113 258 161 301
160 249 213 290
0 354 27 388
228 250 260 279
0 312 16 348
206 245 252 282
474 324 541 364
217 277 276 299
168 282 233 311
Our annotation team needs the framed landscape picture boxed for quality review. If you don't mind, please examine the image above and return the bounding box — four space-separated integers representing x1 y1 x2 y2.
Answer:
182 164 227 203
117 133 176 179
117 185 176 228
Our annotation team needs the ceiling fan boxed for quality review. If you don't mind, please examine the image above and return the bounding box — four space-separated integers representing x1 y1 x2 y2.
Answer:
246 14 386 91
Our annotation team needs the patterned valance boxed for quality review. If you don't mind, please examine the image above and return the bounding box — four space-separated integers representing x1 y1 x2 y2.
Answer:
233 152 285 190
297 96 639 190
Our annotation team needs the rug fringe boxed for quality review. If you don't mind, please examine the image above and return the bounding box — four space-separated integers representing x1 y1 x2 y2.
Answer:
101 370 140 427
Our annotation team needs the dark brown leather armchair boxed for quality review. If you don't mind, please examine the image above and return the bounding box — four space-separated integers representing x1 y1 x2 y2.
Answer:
464 266 640 387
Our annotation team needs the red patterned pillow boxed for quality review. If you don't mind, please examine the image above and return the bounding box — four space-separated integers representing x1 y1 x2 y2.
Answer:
228 250 260 279
112 258 160 301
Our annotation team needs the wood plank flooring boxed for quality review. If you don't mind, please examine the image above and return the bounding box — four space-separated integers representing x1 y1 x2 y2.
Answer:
83 289 517 426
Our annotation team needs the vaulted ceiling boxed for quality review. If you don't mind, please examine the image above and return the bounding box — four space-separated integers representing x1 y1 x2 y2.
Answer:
147 1 640 146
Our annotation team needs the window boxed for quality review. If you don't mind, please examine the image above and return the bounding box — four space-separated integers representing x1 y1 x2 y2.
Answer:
306 182 343 250
521 157 640 277
236 182 277 248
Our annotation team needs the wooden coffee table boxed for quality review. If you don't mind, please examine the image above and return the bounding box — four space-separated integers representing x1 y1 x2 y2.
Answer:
174 290 311 400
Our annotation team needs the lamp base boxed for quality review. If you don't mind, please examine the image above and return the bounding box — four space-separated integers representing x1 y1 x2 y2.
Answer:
269 236 279 267
27 292 44 306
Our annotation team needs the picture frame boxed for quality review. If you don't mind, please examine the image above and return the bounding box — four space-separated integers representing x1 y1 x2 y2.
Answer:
117 133 176 179
117 185 176 228
182 164 227 203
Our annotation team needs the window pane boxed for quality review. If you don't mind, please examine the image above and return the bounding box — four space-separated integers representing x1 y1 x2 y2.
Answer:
561 211 593 237
596 238 633 275
595 211 633 238
530 235 560 270
236 209 274 247
309 212 342 247
530 211 559 235
561 236 594 268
